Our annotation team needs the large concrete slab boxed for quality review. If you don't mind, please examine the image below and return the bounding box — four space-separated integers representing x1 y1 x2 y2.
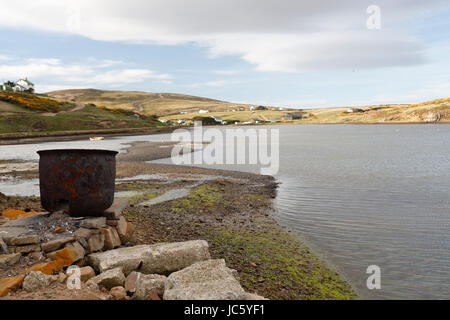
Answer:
163 259 247 300
88 240 210 276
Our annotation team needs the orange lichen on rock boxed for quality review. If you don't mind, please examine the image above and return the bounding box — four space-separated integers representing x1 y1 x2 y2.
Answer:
0 276 25 297
46 245 84 267
25 260 64 275
2 209 40 219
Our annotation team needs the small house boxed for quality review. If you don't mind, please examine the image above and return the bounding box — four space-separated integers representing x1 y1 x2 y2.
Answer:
281 112 303 121
199 109 209 114
13 78 35 93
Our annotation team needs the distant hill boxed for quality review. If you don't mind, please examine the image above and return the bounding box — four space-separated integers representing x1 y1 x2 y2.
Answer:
46 89 262 117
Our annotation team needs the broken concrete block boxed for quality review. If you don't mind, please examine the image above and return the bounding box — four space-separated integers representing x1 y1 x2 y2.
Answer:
103 198 129 220
88 240 211 276
80 217 106 229
87 267 125 290
101 227 121 250
135 273 167 300
23 271 52 291
0 253 21 267
41 236 75 253
163 259 247 300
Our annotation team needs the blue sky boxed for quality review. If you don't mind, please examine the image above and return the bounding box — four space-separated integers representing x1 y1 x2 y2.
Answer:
0 0 449 109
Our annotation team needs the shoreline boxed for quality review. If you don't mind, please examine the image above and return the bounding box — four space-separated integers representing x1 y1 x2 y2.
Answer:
0 141 357 300
1 121 449 146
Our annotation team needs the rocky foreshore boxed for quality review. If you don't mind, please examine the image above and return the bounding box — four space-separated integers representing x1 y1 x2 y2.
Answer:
0 140 357 300
0 197 266 300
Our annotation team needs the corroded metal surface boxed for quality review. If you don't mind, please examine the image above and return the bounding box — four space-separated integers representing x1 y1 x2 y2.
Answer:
37 149 118 217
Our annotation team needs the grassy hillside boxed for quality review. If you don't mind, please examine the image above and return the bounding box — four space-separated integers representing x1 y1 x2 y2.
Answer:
0 91 162 135
47 89 450 124
162 98 450 124
46 89 266 117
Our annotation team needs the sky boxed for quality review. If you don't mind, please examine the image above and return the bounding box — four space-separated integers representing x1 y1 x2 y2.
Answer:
0 0 449 109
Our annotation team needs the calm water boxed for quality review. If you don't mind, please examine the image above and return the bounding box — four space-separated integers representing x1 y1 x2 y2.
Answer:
270 125 450 299
155 124 450 299
0 124 449 299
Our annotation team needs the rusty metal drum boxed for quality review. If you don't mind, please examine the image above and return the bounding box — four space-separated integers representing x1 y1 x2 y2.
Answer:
37 149 118 217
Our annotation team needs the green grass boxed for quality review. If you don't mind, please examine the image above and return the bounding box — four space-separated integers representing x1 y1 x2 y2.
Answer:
0 104 162 134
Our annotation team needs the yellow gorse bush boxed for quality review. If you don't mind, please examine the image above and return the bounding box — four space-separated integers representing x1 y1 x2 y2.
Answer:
0 91 61 112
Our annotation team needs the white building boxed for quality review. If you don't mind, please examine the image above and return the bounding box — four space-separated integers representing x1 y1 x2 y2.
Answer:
14 78 34 93
198 109 209 114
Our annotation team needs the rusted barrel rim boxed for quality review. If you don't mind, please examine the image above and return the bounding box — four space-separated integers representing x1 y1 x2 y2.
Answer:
37 149 118 156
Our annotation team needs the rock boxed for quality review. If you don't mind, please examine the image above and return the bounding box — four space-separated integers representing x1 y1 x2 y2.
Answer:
123 222 135 243
87 267 125 290
79 266 96 282
41 236 75 253
26 260 64 275
106 220 118 227
0 253 21 266
58 272 67 284
148 289 161 300
53 226 66 234
80 217 106 229
74 256 89 267
9 244 41 254
4 234 40 246
77 237 88 249
110 286 127 300
74 227 97 240
124 271 140 294
101 227 121 250
23 271 52 291
47 241 85 266
86 232 105 253
164 259 247 300
244 292 268 300
86 281 99 291
0 276 24 297
116 217 135 244
135 273 167 300
0 237 8 254
29 251 45 262
88 240 211 276
103 198 129 220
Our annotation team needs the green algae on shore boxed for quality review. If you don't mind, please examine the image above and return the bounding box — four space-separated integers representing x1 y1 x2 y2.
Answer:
123 175 357 300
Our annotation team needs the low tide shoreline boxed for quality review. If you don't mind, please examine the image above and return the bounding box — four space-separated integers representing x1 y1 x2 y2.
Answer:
0 138 357 300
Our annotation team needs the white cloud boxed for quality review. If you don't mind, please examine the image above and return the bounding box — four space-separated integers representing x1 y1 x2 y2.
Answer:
0 0 447 72
211 70 241 75
0 57 172 92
